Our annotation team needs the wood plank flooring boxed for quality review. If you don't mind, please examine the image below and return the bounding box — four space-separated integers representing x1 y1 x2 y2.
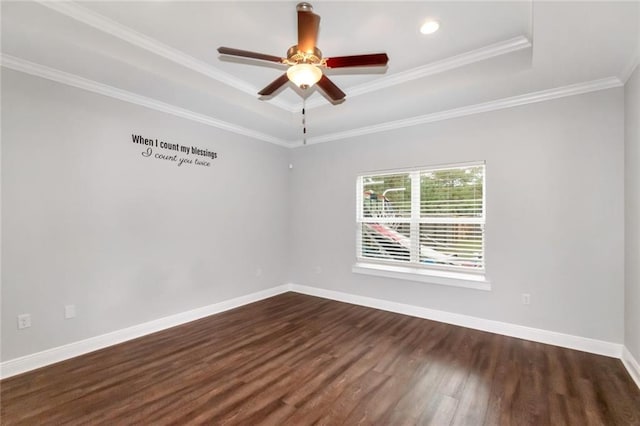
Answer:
1 292 639 425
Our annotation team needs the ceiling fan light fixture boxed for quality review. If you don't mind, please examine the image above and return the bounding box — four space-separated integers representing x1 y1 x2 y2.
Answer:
287 63 323 89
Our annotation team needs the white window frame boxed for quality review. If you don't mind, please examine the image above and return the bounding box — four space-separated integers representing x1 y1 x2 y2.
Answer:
353 161 490 291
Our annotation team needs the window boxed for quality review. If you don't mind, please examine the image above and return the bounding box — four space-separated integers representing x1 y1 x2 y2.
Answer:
356 162 486 282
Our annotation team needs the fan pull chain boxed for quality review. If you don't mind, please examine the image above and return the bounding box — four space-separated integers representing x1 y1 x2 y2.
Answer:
302 98 307 145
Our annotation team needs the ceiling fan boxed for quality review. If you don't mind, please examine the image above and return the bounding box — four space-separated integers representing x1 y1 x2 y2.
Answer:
217 2 389 103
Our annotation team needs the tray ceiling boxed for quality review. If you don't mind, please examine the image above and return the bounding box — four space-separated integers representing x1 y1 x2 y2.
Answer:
2 1 638 146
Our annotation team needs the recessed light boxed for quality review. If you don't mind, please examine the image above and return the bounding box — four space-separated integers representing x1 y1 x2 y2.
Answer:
420 20 440 35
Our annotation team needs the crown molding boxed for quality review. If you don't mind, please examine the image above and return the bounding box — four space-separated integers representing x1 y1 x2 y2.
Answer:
1 54 291 147
37 1 535 115
35 0 640 121
36 0 294 112
301 35 532 111
2 54 623 150
302 76 624 146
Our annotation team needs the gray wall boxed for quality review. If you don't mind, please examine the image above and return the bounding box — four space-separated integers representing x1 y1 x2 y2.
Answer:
0 68 630 362
1 70 290 361
290 88 625 343
626 65 640 359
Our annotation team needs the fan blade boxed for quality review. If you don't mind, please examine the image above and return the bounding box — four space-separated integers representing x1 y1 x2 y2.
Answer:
258 73 290 96
297 9 320 53
218 47 284 63
317 75 346 101
325 53 389 68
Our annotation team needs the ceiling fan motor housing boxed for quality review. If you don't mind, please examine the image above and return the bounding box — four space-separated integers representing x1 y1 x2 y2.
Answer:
286 45 324 66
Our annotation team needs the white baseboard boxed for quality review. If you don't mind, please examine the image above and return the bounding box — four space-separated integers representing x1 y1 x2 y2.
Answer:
3 282 637 391
0 285 289 379
622 346 640 389
288 283 623 359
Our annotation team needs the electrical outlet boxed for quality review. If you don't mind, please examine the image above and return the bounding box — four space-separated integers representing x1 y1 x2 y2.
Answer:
314 266 322 274
522 293 531 305
255 268 263 277
65 304 76 319
17 314 31 329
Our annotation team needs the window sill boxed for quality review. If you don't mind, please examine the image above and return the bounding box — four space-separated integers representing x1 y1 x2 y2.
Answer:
352 262 491 291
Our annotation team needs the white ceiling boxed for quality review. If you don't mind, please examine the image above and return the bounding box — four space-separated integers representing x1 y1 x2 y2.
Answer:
2 1 638 147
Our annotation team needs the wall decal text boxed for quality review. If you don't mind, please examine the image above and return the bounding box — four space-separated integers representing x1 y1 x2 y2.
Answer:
132 134 218 168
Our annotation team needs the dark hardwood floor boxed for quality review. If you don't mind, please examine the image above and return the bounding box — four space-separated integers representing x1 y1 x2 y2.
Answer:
1 292 639 425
